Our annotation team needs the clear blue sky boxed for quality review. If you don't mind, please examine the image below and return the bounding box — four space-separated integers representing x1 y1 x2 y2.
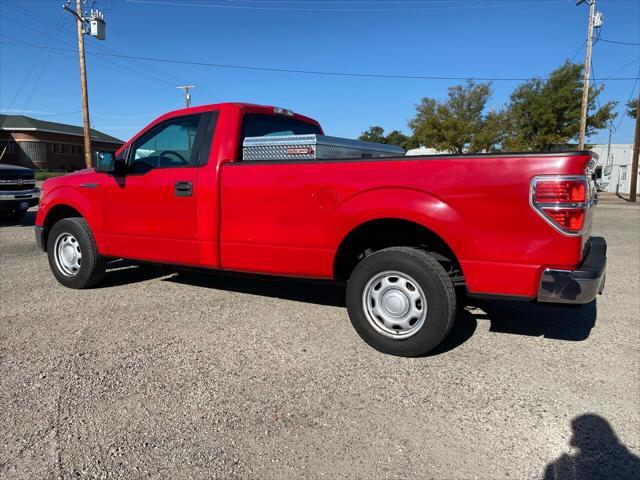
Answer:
1 0 639 144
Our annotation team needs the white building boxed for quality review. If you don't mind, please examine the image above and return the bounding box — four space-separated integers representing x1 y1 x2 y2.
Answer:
590 144 635 194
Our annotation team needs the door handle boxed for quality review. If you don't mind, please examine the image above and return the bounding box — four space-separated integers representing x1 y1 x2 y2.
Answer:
174 181 192 197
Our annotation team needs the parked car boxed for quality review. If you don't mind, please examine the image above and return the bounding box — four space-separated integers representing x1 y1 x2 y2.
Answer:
0 163 40 223
34 103 606 356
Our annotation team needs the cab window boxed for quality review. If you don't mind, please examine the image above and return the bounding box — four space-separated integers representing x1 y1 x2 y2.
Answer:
129 115 201 173
241 114 321 140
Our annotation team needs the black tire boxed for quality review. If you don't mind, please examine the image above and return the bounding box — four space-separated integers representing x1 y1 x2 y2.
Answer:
346 247 456 357
46 217 106 289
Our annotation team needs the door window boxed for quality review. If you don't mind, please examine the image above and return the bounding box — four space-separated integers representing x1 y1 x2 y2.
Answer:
129 115 201 173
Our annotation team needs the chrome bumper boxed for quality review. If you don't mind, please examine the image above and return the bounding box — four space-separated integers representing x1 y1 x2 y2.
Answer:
537 237 607 304
0 188 40 200
0 188 40 212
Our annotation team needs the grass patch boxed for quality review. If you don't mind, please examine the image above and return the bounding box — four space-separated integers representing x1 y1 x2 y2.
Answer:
35 171 68 181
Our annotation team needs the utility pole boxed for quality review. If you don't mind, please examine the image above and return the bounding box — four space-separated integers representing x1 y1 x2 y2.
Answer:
630 99 640 202
605 122 612 170
75 0 92 169
63 1 106 169
577 0 596 150
177 85 195 108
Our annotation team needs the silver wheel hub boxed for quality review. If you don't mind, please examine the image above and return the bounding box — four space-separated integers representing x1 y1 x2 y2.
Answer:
54 233 82 277
381 289 410 317
362 271 427 339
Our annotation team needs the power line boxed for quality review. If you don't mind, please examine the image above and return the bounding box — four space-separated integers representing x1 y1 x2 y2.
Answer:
16 11 65 115
21 47 53 114
0 14 174 86
0 109 172 119
590 62 603 110
614 70 640 133
1 39 638 82
600 57 640 81
3 48 46 112
0 30 177 87
570 40 587 63
31 110 82 117
121 0 599 12
4 1 217 102
0 7 178 86
599 38 640 46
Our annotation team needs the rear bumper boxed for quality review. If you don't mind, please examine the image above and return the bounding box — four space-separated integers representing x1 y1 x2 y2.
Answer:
537 236 606 304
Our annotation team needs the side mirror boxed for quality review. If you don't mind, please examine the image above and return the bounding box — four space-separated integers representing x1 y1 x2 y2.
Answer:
95 151 115 173
95 151 127 175
113 156 127 176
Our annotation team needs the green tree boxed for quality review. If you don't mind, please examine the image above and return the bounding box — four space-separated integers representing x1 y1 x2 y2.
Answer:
358 126 418 150
503 61 617 151
628 97 638 118
408 80 503 154
359 126 386 144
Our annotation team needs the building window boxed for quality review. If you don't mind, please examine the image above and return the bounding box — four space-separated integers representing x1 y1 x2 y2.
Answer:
49 143 65 154
71 145 82 155
3 141 16 152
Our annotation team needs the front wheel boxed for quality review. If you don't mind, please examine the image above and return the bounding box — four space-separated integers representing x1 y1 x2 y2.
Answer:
46 217 106 289
346 247 456 357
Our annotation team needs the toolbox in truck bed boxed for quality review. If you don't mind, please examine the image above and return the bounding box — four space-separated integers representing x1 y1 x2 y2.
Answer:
242 134 404 161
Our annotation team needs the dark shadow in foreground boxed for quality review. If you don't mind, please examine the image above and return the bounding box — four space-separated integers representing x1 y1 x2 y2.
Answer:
166 270 347 307
0 210 36 227
101 264 597 352
97 260 171 288
544 414 640 480
471 298 597 341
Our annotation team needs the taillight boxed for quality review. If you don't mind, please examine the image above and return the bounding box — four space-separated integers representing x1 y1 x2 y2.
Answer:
534 180 586 203
531 176 593 235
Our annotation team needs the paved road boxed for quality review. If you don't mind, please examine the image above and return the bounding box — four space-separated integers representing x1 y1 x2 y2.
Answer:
1 200 639 479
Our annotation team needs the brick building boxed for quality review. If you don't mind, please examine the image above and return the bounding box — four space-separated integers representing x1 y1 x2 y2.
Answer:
0 115 123 170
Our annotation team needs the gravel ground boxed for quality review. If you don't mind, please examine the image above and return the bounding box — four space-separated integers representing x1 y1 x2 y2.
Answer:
1 197 639 479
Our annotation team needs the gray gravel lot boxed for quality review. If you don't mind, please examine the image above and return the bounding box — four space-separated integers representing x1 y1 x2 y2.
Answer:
1 197 639 479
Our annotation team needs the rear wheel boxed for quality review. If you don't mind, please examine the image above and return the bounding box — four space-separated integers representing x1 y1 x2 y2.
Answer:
46 217 106 288
346 247 456 357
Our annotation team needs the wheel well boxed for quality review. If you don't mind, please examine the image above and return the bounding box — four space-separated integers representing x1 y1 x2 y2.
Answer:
41 205 83 251
333 218 463 283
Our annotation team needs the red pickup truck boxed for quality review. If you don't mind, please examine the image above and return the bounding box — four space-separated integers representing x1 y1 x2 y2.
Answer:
35 103 606 356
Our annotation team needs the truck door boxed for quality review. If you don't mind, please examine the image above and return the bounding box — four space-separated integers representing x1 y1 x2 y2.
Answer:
100 113 209 265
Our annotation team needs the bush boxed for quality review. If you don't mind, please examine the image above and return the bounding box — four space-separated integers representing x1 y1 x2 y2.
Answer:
35 171 68 181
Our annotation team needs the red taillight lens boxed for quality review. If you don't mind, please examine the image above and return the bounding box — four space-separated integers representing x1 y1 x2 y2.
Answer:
534 179 586 203
542 208 586 233
531 176 591 236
